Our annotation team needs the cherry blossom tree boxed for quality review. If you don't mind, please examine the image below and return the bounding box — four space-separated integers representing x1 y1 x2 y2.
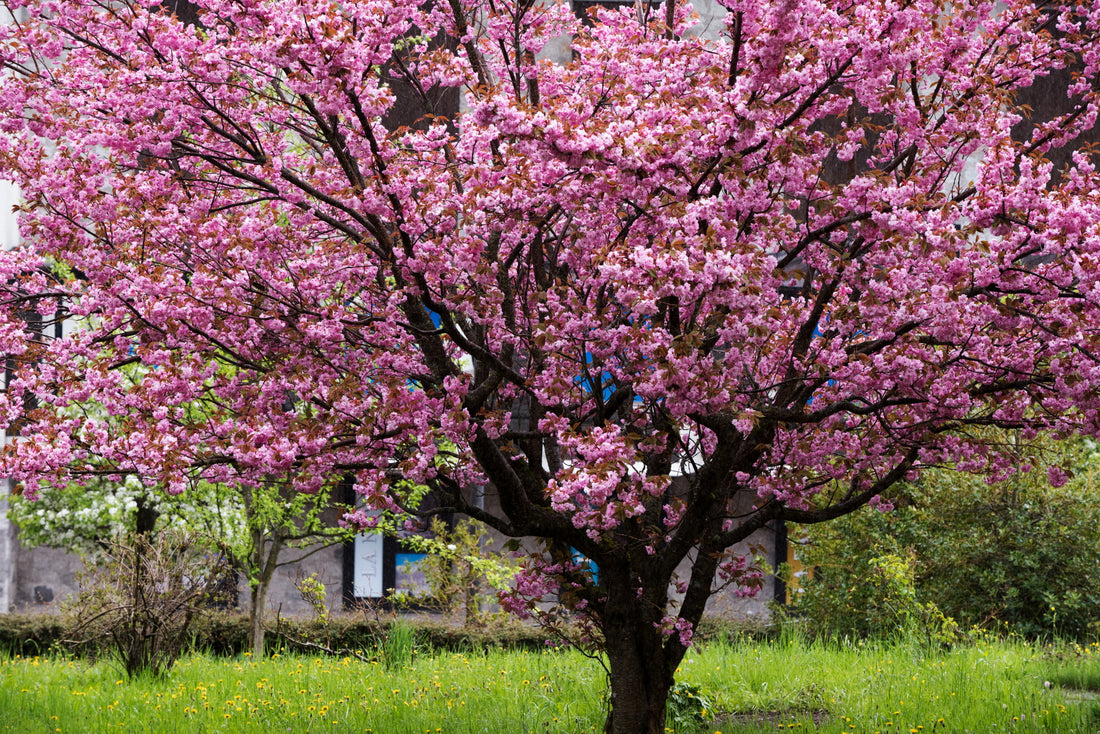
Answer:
2 0 1100 730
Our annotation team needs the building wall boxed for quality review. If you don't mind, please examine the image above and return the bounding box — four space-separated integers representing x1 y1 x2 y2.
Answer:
9 542 80 612
2 521 781 624
2 536 353 617
255 543 349 618
0 486 15 612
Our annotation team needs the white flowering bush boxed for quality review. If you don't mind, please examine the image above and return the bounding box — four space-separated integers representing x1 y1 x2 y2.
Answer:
8 474 246 555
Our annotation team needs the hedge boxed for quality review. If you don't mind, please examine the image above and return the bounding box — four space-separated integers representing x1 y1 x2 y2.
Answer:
0 612 765 658
0 613 556 658
0 614 65 657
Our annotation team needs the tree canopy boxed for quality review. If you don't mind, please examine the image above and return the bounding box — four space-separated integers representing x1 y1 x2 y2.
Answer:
2 0 1100 730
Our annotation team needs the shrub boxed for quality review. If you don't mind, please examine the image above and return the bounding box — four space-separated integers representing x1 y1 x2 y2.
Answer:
62 531 230 677
189 612 252 656
0 614 65 656
666 682 715 732
0 611 561 659
786 548 959 644
399 517 520 628
789 436 1100 640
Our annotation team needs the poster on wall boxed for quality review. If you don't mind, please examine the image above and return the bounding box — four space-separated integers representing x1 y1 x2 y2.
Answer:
342 482 452 606
352 532 385 598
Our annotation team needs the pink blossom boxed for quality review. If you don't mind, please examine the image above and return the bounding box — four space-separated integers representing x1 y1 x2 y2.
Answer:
3 2 1100 724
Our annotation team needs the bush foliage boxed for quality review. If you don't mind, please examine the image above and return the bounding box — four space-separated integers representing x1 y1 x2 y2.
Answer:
0 611 561 658
789 437 1100 640
62 531 232 677
0 614 64 657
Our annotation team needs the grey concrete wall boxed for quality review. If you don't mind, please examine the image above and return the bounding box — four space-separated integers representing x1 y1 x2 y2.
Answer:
4 526 778 625
249 542 348 618
0 490 14 612
11 542 80 612
3 533 351 618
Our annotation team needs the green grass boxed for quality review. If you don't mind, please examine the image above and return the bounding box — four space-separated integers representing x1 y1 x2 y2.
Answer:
3 637 1100 733
0 647 606 734
689 636 1100 733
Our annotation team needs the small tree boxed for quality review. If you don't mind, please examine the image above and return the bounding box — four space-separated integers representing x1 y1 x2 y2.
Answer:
9 471 354 657
231 477 356 656
401 517 520 627
8 474 243 554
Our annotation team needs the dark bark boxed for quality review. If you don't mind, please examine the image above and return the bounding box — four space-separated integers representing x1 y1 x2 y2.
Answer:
599 567 686 734
157 1 202 27
135 496 157 536
602 589 677 734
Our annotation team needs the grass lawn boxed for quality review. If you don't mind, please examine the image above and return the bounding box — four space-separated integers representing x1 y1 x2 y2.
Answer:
3 636 1100 733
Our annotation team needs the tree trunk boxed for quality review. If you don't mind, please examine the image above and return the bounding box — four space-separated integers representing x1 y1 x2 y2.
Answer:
603 636 673 734
127 498 159 676
248 579 269 658
125 533 151 678
135 497 158 535
246 526 284 658
600 581 679 734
